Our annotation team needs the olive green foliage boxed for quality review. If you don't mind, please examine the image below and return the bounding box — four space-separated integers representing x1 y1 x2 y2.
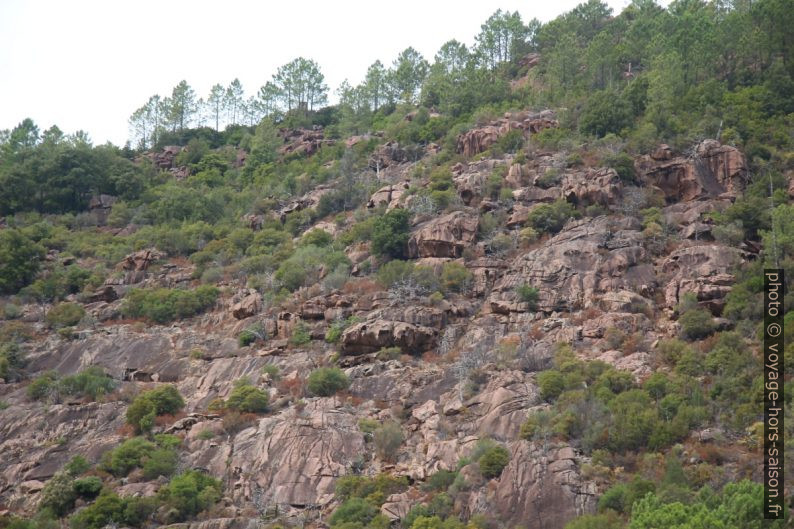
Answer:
580 90 633 138
122 285 219 324
68 491 157 529
29 367 116 403
476 444 509 478
335 473 408 506
372 209 411 258
373 421 404 462
526 200 579 234
100 437 170 477
126 385 185 433
72 477 102 499
678 308 716 341
39 471 78 517
157 471 222 522
516 284 540 309
307 367 350 397
520 345 709 453
325 316 358 343
275 244 349 292
45 302 85 329
328 497 379 528
439 262 472 293
0 229 45 294
376 260 437 292
289 321 311 346
629 480 786 529
225 378 269 413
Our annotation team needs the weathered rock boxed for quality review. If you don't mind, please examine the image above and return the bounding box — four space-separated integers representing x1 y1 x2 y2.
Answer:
561 167 622 207
489 216 655 313
408 212 479 259
88 194 117 224
662 244 744 314
368 182 410 209
490 442 597 529
231 293 263 320
456 111 558 157
636 140 747 202
279 127 333 157
340 320 437 355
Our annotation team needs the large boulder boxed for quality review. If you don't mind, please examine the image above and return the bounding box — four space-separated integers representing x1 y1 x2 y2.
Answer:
340 319 437 355
368 182 410 209
408 212 479 259
231 292 263 320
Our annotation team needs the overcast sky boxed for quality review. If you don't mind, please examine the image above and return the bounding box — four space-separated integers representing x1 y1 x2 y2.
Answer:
1 0 642 147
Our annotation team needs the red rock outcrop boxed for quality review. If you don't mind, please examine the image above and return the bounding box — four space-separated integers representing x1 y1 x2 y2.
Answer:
408 211 479 258
456 110 558 157
636 140 747 202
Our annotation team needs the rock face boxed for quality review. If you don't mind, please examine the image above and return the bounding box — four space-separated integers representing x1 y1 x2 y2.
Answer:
149 145 182 169
662 244 745 314
456 111 558 157
636 140 747 202
116 248 164 284
489 216 655 313
490 443 597 529
561 168 622 207
231 292 263 320
408 212 479 258
279 127 333 157
368 182 410 209
340 319 437 355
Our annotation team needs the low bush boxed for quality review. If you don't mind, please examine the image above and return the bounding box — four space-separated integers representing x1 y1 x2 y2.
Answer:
373 421 403 462
126 385 185 433
476 444 510 478
122 285 219 324
307 367 350 397
45 303 85 329
73 477 102 499
516 284 540 309
158 470 222 522
526 199 579 235
678 308 716 341
225 379 269 413
440 262 472 293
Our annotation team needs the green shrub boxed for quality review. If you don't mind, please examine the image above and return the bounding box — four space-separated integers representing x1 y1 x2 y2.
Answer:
334 473 408 504
563 511 624 529
422 469 457 492
325 316 358 343
440 262 472 293
158 470 222 522
477 445 509 478
604 152 636 183
122 285 219 324
329 497 378 528
516 284 540 309
45 303 85 329
537 370 565 401
58 367 116 401
142 448 179 480
126 385 185 433
73 477 103 499
28 370 57 402
307 367 350 397
527 200 579 235
373 421 403 462
101 437 155 477
678 308 716 341
0 229 44 294
289 322 311 346
39 471 77 516
300 229 334 247
226 379 269 413
372 209 411 258
68 491 126 529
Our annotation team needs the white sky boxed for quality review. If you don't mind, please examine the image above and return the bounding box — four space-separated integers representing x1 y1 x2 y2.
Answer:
0 0 639 147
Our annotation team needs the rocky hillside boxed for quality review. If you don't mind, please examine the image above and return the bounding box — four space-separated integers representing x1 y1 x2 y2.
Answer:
2 2 794 528
1 109 790 529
